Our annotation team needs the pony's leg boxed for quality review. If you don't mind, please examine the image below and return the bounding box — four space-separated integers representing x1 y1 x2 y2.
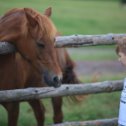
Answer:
51 97 63 123
28 99 45 126
2 102 19 126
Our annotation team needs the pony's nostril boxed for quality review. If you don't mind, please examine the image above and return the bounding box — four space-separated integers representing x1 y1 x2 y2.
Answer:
53 76 62 88
53 76 59 83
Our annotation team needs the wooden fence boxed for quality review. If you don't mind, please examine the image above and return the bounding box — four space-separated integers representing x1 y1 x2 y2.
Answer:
0 33 126 54
0 80 123 102
0 33 126 126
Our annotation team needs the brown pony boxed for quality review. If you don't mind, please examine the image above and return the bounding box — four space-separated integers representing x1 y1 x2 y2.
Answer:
21 9 84 126
24 8 83 124
0 7 62 126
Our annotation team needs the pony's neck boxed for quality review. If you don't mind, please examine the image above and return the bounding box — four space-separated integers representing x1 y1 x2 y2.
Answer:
0 53 16 77
0 53 16 68
0 53 17 89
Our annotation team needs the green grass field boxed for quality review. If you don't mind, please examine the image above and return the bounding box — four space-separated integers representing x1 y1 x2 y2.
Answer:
0 0 125 126
0 0 126 35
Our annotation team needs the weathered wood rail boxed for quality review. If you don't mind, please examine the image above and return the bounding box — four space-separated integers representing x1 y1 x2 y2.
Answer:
0 80 123 102
50 117 118 126
0 33 126 54
55 33 126 47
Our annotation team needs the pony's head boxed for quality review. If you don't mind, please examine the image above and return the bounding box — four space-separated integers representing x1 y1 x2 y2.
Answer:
0 7 62 87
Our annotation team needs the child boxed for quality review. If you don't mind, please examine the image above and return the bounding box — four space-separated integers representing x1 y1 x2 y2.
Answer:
116 37 126 66
116 37 126 126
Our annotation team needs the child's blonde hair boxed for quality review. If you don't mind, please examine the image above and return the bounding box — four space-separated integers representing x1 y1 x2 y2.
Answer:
116 37 126 55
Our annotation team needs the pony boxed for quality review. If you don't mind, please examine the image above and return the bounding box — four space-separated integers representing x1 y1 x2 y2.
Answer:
24 8 84 125
0 7 62 126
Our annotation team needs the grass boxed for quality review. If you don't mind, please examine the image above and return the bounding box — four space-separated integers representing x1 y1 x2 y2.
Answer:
0 0 126 35
0 91 121 126
67 45 117 61
63 92 120 121
0 0 125 126
79 72 126 83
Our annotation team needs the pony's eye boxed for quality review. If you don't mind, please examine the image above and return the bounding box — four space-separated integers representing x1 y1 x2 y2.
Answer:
37 41 45 48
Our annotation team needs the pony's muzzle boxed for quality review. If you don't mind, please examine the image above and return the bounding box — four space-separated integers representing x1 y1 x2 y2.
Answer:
52 76 62 88
43 71 62 88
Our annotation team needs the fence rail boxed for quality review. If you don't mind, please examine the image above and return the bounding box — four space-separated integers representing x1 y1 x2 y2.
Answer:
0 33 126 54
0 80 123 102
51 118 118 126
55 33 126 47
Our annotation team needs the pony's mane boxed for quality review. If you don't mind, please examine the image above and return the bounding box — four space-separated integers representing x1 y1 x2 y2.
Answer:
0 8 57 42
0 8 28 41
23 7 57 41
35 9 57 41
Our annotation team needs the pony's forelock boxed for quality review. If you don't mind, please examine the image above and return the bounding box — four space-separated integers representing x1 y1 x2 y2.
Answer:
23 8 57 41
37 14 57 41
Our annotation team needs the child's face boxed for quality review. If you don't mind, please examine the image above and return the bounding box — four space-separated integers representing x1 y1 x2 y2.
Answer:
118 52 126 66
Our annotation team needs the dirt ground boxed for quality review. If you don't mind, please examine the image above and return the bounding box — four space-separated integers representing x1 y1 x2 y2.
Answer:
74 60 126 78
67 48 126 81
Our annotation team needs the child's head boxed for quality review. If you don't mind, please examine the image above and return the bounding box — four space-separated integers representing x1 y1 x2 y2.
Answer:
116 37 126 66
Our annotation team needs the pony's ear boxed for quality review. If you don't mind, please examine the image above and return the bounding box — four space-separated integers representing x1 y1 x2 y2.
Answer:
24 8 37 27
44 7 52 17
